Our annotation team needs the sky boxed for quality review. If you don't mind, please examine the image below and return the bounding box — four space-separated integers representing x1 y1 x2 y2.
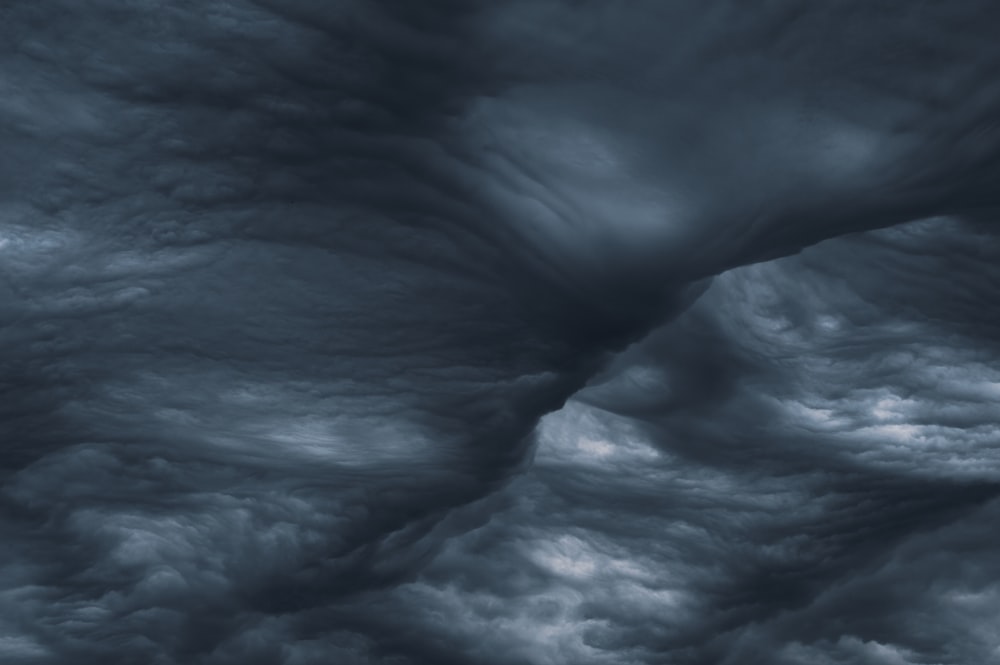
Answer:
2 2 1000 664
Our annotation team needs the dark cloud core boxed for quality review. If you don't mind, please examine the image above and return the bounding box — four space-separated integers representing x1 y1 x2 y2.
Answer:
2 2 1000 664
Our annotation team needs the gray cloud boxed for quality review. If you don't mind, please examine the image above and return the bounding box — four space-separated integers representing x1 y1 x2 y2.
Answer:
2 1 1000 664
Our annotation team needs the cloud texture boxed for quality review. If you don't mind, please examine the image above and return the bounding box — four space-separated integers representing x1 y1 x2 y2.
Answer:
2 1 1000 663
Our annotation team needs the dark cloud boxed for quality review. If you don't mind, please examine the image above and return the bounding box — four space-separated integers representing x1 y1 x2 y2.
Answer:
2 1 1000 664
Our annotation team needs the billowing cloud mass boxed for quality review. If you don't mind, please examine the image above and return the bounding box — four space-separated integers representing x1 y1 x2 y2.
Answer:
2 2 1000 664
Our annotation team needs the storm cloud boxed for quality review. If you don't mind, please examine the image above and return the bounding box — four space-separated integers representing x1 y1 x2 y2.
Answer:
2 1 1000 664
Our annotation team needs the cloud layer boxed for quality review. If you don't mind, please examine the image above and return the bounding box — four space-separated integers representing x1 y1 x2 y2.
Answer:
2 2 1000 663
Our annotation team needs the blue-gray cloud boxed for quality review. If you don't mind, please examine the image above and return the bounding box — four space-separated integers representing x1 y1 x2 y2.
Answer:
2 2 1000 664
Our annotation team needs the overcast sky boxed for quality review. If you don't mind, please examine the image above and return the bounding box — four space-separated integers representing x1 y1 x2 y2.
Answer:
3 2 1000 664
